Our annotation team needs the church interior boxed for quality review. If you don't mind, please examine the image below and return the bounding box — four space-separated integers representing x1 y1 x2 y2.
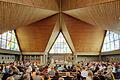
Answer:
0 0 120 80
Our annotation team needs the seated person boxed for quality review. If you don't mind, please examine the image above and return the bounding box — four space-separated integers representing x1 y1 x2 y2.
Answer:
58 65 64 72
48 67 55 77
63 72 72 80
51 72 60 80
33 72 41 80
97 71 105 80
81 67 88 79
59 77 64 80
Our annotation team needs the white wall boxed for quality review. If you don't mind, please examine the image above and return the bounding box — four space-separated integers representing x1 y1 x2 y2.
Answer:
22 52 45 55
0 54 15 63
76 56 99 62
0 49 20 63
0 48 20 54
101 50 120 62
76 52 99 55
22 52 48 65
75 52 99 62
102 55 120 62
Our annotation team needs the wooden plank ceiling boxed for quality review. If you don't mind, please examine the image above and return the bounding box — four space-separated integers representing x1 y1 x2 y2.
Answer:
61 0 115 11
45 17 60 53
63 14 105 52
0 0 58 33
16 15 58 52
0 0 59 10
61 15 75 52
63 0 120 32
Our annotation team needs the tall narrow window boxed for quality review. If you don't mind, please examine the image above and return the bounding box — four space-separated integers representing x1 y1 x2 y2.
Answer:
101 31 120 52
0 30 20 51
49 32 72 54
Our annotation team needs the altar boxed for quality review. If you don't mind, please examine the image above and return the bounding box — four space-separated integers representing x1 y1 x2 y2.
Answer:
49 54 73 65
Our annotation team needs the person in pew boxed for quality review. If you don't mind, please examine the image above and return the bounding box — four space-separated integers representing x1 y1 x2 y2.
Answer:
33 72 41 80
97 70 105 80
63 72 73 80
48 67 56 78
2 65 11 80
81 67 88 79
116 65 120 80
6 74 15 80
104 64 113 80
77 71 83 80
58 77 64 80
31 69 36 79
86 71 93 80
51 72 60 80
58 65 64 72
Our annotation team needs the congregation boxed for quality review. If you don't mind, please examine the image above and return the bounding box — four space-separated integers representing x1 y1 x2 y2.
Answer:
0 61 120 80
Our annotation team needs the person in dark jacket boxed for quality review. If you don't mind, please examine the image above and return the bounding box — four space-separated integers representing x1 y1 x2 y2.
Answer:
63 72 72 80
52 72 60 80
97 71 105 80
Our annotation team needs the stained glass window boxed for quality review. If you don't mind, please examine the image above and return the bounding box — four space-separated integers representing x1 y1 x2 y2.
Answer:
0 30 20 51
49 32 72 53
102 31 120 52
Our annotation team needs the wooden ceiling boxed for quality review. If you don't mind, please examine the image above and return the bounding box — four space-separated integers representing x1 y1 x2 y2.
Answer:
0 0 120 53
45 17 60 53
63 14 105 52
0 0 58 33
16 15 58 52
61 15 75 52
62 0 114 11
0 0 59 10
63 0 120 32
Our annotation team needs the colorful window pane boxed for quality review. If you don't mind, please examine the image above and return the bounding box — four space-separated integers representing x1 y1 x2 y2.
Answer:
114 33 119 40
114 40 119 50
102 31 120 52
2 33 7 40
49 32 72 53
1 39 6 49
0 30 20 51
6 40 11 49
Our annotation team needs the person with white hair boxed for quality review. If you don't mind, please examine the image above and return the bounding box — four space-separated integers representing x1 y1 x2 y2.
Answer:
59 77 64 80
